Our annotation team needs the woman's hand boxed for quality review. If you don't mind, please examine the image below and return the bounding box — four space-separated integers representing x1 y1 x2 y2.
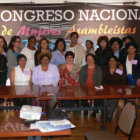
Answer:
137 79 140 86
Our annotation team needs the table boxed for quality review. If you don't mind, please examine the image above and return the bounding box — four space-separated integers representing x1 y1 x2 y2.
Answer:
0 111 71 140
0 85 122 130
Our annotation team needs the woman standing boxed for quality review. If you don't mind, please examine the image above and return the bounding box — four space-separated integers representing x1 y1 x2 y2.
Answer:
35 38 51 66
66 32 84 68
7 36 21 78
50 38 66 67
95 36 114 69
21 36 37 70
110 37 123 59
0 36 8 85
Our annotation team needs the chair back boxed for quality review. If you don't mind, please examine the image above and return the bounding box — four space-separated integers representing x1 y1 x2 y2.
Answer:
118 102 136 135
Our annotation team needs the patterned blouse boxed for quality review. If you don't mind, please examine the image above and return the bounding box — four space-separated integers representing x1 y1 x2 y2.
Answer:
59 64 80 86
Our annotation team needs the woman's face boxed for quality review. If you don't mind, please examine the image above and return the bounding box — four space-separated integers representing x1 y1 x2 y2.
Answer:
128 46 136 55
87 55 95 66
70 34 78 44
109 58 117 68
13 38 21 48
41 40 49 49
124 39 131 45
86 41 93 51
19 57 27 68
112 41 120 51
41 56 50 66
100 40 107 50
57 41 64 52
28 38 37 48
66 55 74 64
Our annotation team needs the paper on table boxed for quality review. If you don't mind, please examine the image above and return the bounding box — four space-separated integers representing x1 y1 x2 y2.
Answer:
95 85 104 90
35 120 75 132
30 124 38 129
50 119 71 126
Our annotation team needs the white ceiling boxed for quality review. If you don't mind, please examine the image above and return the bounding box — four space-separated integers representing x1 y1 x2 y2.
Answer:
0 0 139 6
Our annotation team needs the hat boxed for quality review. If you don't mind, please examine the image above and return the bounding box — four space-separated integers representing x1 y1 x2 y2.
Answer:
37 51 52 62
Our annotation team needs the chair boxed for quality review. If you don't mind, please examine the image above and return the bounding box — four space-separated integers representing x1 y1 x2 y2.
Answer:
85 102 137 140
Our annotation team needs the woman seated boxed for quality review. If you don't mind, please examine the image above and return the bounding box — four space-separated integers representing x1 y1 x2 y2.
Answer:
32 52 60 86
102 56 127 122
10 54 32 106
59 51 80 107
32 52 60 109
121 43 140 85
80 53 102 116
10 54 32 85
59 51 80 86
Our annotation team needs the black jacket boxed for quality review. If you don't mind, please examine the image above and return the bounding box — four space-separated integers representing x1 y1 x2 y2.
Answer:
95 47 114 69
122 54 140 79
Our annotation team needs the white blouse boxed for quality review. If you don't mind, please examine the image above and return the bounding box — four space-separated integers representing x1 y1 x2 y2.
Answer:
126 56 132 74
14 65 31 85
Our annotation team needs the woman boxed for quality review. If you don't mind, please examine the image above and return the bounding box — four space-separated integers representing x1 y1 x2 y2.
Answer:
102 56 127 122
10 54 32 85
119 35 136 63
21 36 37 70
50 38 66 67
80 53 102 116
110 37 123 59
85 40 95 55
122 43 140 85
34 38 51 66
66 32 84 68
95 36 114 69
59 51 80 86
83 40 95 66
0 36 7 85
32 52 60 86
7 36 21 78
59 51 80 108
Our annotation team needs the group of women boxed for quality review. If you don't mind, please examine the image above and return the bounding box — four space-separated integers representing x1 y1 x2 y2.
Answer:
0 32 140 122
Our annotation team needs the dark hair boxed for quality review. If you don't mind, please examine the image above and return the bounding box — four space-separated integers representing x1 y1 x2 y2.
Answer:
38 38 49 52
109 56 118 62
8 36 21 51
0 36 7 52
126 42 138 52
70 32 79 38
28 36 37 42
85 53 96 62
122 35 135 43
65 51 75 59
53 38 66 52
40 54 51 61
17 54 27 62
86 40 94 48
110 37 123 48
97 36 109 47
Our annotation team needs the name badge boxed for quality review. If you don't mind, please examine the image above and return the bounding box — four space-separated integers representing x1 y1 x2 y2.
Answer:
131 60 138 65
24 70 30 75
115 69 123 75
